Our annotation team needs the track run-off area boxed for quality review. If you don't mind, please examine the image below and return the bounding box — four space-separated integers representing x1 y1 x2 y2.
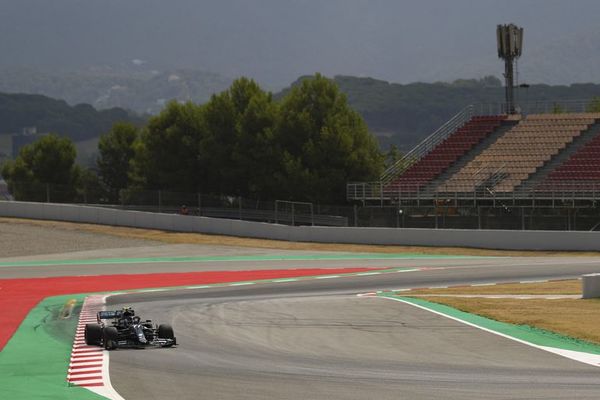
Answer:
3 222 600 399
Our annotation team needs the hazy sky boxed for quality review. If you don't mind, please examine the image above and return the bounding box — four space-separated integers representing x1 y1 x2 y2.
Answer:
1 0 599 87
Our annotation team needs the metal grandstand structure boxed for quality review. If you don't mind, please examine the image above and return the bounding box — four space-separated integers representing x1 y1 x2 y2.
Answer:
347 99 600 212
380 105 476 184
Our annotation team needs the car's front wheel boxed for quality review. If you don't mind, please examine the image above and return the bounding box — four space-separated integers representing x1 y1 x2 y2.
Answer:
84 323 102 346
158 324 176 346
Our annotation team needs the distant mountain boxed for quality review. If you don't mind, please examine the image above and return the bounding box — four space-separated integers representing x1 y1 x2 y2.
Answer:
279 75 600 152
0 66 233 114
0 92 143 141
6 67 600 157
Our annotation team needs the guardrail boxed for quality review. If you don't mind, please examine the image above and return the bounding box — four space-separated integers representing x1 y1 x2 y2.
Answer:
94 204 348 227
380 105 475 184
472 99 600 115
1 183 349 227
347 181 600 203
1 201 599 250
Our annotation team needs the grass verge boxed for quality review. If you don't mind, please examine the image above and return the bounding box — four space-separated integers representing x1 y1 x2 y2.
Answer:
403 279 600 345
0 294 104 400
406 280 582 295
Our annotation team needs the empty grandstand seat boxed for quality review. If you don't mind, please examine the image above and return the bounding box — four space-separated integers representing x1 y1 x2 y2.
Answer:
540 129 600 191
437 113 600 193
385 115 508 193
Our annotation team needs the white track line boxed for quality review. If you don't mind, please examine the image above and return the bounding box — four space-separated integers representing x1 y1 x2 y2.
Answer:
376 296 600 367
381 278 575 293
67 295 125 400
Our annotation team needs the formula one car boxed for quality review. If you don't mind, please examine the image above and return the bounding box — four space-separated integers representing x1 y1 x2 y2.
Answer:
84 307 177 350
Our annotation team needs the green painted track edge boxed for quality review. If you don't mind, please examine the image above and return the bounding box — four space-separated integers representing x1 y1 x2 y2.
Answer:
381 293 600 355
0 267 413 399
0 252 485 268
0 294 107 400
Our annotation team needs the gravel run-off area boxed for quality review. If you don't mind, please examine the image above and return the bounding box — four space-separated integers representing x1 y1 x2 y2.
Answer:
0 218 160 258
2 217 599 259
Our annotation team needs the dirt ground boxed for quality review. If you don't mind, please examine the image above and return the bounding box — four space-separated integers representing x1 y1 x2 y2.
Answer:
0 218 159 258
417 296 600 345
404 280 600 345
404 280 582 295
1 217 598 257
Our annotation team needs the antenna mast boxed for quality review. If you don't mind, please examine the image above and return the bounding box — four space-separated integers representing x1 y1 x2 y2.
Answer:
496 24 524 114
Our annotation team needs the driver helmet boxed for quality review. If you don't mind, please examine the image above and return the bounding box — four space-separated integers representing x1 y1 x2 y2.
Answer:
122 307 135 317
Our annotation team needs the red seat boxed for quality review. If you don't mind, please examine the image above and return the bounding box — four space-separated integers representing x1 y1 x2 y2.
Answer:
386 115 507 192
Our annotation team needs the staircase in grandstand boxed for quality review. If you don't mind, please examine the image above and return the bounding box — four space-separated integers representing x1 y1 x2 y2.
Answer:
347 101 600 204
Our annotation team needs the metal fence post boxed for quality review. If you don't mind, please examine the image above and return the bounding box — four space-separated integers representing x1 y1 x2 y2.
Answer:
197 193 202 216
158 190 162 213
291 203 295 226
46 184 50 203
353 204 358 227
239 196 243 220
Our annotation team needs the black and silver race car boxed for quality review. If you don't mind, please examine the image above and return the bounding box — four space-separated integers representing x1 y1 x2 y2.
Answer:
84 307 177 350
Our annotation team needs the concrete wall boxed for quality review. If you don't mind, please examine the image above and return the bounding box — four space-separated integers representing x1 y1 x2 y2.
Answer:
1 201 599 251
582 274 600 298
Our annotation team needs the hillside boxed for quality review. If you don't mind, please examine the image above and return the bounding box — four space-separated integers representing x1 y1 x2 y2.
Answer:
5 71 600 157
0 92 142 141
312 76 600 151
0 67 233 115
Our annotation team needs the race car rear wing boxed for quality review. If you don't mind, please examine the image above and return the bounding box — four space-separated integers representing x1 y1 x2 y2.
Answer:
97 310 122 322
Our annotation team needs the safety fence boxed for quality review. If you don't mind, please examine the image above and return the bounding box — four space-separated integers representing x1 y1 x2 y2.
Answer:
1 201 599 251
2 182 348 227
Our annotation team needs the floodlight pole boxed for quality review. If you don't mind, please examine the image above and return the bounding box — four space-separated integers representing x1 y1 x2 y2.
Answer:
504 57 515 114
497 24 523 115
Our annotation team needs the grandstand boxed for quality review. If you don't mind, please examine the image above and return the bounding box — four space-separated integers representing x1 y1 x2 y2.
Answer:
345 23 600 230
439 113 600 193
347 102 600 230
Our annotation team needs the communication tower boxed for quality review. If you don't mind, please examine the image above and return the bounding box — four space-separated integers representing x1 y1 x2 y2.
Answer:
497 24 523 114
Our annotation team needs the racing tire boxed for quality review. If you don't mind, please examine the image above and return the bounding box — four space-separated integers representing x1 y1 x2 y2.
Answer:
84 323 103 346
103 326 119 350
158 324 174 339
158 324 176 346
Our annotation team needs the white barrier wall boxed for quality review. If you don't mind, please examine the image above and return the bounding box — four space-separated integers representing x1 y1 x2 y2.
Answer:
1 201 599 251
582 273 600 298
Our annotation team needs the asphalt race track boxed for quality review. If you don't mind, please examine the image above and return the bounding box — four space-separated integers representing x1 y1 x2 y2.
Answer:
102 256 600 400
6 238 600 400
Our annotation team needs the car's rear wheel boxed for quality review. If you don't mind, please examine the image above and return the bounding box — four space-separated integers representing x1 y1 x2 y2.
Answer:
158 324 176 346
84 323 102 346
103 327 118 350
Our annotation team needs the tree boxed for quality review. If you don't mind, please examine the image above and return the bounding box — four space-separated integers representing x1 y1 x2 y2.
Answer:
587 97 600 113
205 78 279 197
275 74 383 203
552 103 566 114
130 78 281 199
1 134 80 201
384 144 402 169
97 122 138 201
126 75 382 204
130 101 206 192
77 167 105 204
